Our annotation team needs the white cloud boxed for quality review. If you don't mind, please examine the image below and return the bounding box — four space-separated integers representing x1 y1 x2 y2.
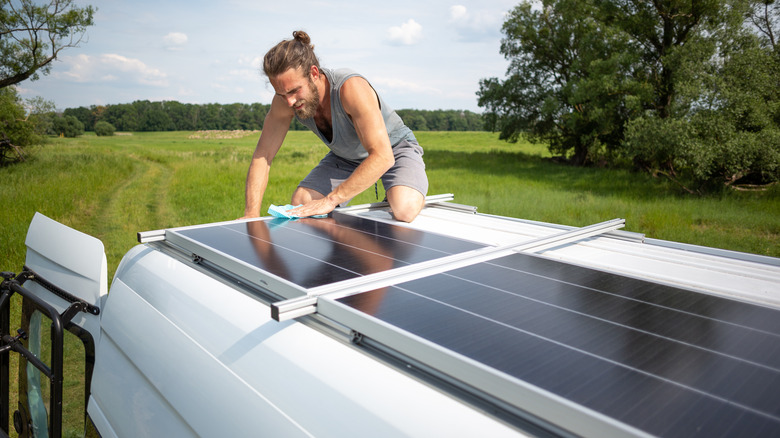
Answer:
238 54 263 69
212 82 246 94
387 19 423 45
14 85 35 98
448 5 503 42
218 57 265 89
163 32 188 50
371 76 441 96
225 68 262 84
178 87 196 97
450 5 468 21
211 63 268 101
55 54 169 87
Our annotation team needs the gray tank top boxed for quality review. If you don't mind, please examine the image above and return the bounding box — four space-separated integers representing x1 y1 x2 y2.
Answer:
296 68 416 161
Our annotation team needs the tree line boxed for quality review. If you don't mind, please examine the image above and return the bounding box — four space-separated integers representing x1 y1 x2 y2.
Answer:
59 101 485 133
478 0 779 193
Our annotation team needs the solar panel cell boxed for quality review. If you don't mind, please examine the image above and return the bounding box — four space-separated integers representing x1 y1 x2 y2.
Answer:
336 252 780 437
170 215 485 291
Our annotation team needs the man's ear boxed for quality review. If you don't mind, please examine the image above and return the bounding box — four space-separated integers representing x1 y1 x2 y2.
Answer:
309 65 320 81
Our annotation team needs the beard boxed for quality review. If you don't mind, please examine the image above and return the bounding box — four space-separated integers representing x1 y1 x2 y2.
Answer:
295 79 319 120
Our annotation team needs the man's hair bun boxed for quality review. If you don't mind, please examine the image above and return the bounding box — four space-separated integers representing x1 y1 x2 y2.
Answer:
292 30 311 46
263 30 320 78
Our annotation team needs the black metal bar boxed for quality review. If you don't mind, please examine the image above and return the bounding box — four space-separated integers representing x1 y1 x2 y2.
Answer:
51 310 64 438
0 277 64 437
20 267 100 316
0 332 52 379
0 281 11 435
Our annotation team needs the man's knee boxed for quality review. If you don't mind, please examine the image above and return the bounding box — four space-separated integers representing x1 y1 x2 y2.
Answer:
387 186 424 222
393 205 422 222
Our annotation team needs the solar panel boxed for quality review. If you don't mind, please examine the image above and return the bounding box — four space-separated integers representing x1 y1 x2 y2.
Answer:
159 212 778 436
164 214 486 299
329 252 780 437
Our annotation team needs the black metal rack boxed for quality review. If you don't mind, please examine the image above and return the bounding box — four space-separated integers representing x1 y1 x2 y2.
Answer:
0 269 97 437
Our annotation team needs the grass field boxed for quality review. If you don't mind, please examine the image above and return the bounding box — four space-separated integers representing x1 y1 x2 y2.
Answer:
0 130 778 435
2 130 779 278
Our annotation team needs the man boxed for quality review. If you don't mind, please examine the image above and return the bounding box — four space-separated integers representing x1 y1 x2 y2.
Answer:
241 30 428 222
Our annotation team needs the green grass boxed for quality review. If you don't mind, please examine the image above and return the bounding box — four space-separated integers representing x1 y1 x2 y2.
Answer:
417 131 779 257
0 130 778 436
2 130 778 278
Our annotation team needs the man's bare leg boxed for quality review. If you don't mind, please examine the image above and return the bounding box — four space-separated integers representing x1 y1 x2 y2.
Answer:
293 185 423 222
386 185 425 222
291 186 325 205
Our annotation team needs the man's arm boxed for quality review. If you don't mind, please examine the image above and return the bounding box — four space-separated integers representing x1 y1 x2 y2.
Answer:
241 95 293 218
289 76 394 217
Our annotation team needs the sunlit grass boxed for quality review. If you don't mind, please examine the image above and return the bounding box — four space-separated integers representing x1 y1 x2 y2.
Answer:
2 130 778 279
418 131 779 256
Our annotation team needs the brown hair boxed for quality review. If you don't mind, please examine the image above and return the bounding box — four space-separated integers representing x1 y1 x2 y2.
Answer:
263 30 320 78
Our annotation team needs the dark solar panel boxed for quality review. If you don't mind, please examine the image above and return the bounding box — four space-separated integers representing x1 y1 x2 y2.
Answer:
337 252 780 437
172 214 485 289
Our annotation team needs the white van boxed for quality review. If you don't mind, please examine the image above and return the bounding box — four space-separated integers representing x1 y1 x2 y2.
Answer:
2 198 779 437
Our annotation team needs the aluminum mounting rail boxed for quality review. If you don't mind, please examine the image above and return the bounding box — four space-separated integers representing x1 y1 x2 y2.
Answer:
334 193 455 214
136 193 457 244
272 218 625 321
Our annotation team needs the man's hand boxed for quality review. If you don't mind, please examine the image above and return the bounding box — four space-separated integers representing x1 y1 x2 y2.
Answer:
287 197 339 218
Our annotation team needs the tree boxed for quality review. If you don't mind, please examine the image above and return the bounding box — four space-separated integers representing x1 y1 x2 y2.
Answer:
138 105 174 131
478 0 646 164
0 87 39 164
63 105 92 130
197 103 220 130
249 103 268 129
51 114 83 137
24 94 55 135
102 103 138 131
747 0 779 49
621 0 779 191
94 120 115 136
397 111 429 131
479 0 779 190
55 101 486 133
165 101 193 131
1 0 95 89
220 103 241 130
595 0 732 120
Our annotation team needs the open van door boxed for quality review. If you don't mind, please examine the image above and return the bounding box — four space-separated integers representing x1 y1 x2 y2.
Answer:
1 213 106 437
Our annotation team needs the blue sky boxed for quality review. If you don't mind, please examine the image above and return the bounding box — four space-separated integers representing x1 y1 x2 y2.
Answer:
16 0 520 112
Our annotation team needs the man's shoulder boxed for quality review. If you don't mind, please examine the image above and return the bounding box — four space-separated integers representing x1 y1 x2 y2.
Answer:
330 67 360 77
328 68 364 86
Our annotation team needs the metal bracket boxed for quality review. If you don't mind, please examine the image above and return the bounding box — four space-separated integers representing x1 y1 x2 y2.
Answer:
19 267 100 316
0 329 27 355
137 229 166 244
350 330 364 345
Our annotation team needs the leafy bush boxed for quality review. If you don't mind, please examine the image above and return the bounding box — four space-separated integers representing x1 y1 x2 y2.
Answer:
0 87 40 146
94 121 116 136
52 115 84 138
624 32 780 193
25 96 56 139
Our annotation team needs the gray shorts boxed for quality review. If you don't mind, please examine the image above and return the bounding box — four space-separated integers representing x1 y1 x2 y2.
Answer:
298 139 428 204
